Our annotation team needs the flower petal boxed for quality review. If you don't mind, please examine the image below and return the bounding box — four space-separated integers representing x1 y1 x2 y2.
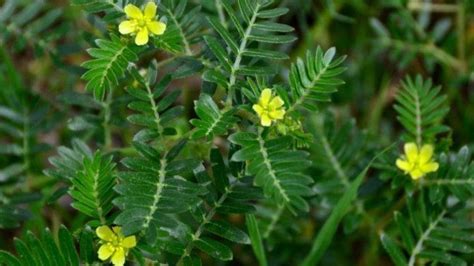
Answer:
144 2 157 19
135 27 149 46
419 144 434 164
96 226 115 241
112 226 123 237
124 4 143 19
147 21 166 35
260 114 272 127
396 159 411 172
259 89 272 106
122 236 137 248
404 142 418 162
252 104 264 116
111 247 126 266
269 96 284 109
119 20 137 34
410 169 424 180
420 162 439 173
269 109 285 120
98 243 115 261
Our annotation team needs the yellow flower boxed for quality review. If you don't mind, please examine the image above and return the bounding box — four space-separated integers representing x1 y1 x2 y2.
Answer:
119 2 166 46
396 143 439 180
252 88 286 127
96 225 137 266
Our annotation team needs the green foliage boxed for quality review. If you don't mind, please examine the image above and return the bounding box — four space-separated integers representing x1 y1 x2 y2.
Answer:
0 226 80 265
173 149 261 264
70 152 116 223
284 47 346 112
246 214 267 266
2 0 474 265
301 164 369 266
230 131 313 212
127 64 183 142
394 75 449 145
0 51 54 228
114 141 206 238
190 94 238 139
381 195 474 266
71 0 124 21
0 0 64 55
424 146 474 202
81 36 139 100
308 113 368 207
158 0 203 55
44 139 93 182
203 0 295 98
370 9 462 72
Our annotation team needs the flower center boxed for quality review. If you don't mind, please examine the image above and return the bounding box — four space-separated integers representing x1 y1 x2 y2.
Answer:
137 18 147 27
110 236 122 247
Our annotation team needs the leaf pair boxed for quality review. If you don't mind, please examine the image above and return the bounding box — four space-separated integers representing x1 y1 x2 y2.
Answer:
230 131 313 212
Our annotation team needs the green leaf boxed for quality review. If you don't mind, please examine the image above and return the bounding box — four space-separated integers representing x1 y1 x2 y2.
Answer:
202 70 229 88
194 238 233 261
69 151 116 222
71 0 123 21
0 226 80 265
204 221 250 244
242 49 288 60
287 47 347 112
257 7 289 18
381 192 474 266
190 94 238 139
127 65 182 142
79 229 95 264
246 214 268 266
301 163 369 266
230 131 313 211
81 36 138 100
159 0 202 55
0 251 20 266
394 75 449 145
204 36 233 72
203 0 294 94
248 34 297 44
207 17 239 54
380 233 408 266
254 22 294 32
114 142 205 237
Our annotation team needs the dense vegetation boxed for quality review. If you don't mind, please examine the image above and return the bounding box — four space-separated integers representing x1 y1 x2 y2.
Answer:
0 0 473 265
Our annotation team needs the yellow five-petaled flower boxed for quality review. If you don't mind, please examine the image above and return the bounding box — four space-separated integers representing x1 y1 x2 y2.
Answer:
252 88 286 127
119 2 166 46
396 142 439 180
96 225 136 266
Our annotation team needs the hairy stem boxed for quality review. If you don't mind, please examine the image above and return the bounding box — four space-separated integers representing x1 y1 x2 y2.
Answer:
102 89 113 151
177 187 231 265
408 210 446 266
226 3 260 106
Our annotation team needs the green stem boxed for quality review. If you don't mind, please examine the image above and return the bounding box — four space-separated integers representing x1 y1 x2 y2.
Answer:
165 8 193 56
177 187 232 265
407 2 458 13
226 3 260 106
379 38 466 72
456 3 466 62
102 89 113 151
263 204 284 238
408 209 447 266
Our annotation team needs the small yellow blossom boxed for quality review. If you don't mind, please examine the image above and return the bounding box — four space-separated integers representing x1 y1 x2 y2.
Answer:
119 2 166 46
252 88 286 127
96 225 136 266
396 142 439 180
